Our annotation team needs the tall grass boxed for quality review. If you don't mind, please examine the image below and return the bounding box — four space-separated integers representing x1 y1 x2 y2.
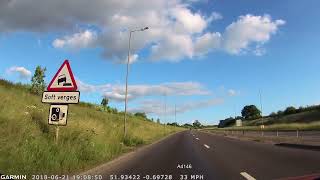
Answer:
0 80 183 175
205 122 320 131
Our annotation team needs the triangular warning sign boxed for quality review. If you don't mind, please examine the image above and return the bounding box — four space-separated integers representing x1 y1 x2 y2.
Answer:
47 60 78 91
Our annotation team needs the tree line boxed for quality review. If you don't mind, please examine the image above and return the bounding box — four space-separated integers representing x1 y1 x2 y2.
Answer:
218 104 320 128
3 65 159 123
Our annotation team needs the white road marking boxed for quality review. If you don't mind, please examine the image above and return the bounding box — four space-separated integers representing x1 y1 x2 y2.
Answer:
195 138 199 140
240 172 256 180
192 134 195 136
204 144 210 149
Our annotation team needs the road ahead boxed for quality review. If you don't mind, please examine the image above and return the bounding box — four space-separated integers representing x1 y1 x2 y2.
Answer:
86 131 320 180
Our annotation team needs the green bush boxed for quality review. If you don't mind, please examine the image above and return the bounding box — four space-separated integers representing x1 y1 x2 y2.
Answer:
122 135 144 146
284 106 297 115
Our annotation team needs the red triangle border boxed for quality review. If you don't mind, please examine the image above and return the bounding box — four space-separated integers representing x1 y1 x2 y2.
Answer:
47 60 78 91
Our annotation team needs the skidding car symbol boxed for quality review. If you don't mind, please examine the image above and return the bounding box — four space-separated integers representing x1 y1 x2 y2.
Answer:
58 74 72 86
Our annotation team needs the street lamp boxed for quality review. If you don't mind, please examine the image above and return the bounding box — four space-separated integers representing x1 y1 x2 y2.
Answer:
123 26 149 138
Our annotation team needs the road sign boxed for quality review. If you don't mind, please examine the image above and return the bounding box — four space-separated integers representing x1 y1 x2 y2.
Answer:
42 91 80 104
48 104 68 126
47 60 78 91
236 120 242 127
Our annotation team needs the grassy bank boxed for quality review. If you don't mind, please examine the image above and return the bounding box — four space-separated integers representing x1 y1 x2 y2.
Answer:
244 110 320 126
0 80 183 175
204 121 320 131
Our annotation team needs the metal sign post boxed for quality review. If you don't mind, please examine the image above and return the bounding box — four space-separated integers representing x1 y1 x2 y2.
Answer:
42 60 79 144
55 126 59 144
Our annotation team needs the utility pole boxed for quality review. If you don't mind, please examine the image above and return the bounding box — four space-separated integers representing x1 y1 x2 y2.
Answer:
175 104 177 122
259 89 263 120
163 92 167 133
259 89 264 136
164 92 167 123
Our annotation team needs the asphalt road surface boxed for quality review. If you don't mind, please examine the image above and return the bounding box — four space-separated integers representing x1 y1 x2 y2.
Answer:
86 130 320 180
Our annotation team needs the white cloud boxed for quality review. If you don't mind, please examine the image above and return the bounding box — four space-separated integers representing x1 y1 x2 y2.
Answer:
77 79 111 93
104 81 211 102
171 5 207 34
104 92 134 102
6 66 32 79
0 1 285 61
116 54 139 64
208 12 223 21
194 32 221 56
223 14 285 55
151 34 194 61
129 98 224 115
52 30 97 49
77 80 211 102
185 0 201 3
77 80 97 93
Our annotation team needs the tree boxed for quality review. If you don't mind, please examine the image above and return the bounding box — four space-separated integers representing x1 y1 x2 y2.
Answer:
277 110 283 116
156 118 160 124
193 120 202 128
269 112 277 117
101 97 109 110
167 122 179 126
218 117 236 128
183 123 193 128
31 66 46 95
296 106 304 113
134 112 147 119
241 105 261 120
284 106 296 115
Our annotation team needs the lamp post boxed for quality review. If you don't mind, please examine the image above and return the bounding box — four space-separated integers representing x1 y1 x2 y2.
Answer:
124 27 149 138
259 89 264 136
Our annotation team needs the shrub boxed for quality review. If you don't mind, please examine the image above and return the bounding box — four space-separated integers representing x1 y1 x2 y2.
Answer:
284 106 297 115
122 135 144 146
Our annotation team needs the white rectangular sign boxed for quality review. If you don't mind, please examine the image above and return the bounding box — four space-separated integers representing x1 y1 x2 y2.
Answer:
236 119 242 127
48 104 68 126
42 91 80 104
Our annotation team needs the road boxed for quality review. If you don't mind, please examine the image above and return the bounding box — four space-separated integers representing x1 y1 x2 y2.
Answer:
85 130 320 180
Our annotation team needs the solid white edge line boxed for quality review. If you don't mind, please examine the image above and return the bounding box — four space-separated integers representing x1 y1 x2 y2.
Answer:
204 144 210 149
240 172 256 180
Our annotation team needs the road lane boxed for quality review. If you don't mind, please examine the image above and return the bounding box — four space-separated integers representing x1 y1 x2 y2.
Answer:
85 130 320 180
106 131 216 179
194 130 320 179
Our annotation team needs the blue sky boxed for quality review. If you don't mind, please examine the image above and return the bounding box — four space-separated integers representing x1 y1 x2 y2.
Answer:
1 0 320 125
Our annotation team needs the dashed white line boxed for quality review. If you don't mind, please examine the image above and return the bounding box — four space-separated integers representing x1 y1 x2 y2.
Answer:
195 138 199 140
204 144 210 149
240 172 256 180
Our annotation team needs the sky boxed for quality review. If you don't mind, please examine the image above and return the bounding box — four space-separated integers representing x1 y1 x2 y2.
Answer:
1 0 320 125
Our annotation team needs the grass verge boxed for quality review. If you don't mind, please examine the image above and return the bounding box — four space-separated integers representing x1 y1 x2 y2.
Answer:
0 80 184 175
204 121 320 131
